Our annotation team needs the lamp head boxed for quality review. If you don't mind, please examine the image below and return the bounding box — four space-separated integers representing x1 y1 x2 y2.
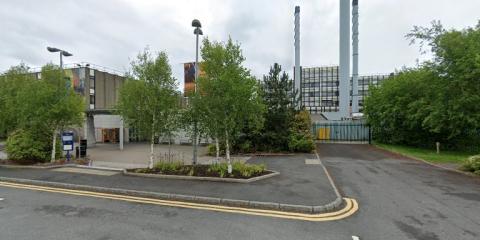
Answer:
194 28 203 35
191 19 201 28
47 46 61 52
61 51 73 57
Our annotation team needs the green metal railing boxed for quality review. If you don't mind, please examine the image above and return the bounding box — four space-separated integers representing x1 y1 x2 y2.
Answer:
312 121 371 143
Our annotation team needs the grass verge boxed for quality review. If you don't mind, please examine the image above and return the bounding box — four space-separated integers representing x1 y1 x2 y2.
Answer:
374 143 474 164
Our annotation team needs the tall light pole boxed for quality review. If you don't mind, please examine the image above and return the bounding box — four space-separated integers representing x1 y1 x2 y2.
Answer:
192 19 203 165
46 46 73 163
47 46 73 70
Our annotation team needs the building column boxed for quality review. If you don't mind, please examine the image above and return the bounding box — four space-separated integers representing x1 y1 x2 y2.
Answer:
86 114 96 147
119 118 124 150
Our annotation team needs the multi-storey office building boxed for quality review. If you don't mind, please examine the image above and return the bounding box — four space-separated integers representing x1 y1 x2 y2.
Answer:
33 63 128 147
300 66 392 118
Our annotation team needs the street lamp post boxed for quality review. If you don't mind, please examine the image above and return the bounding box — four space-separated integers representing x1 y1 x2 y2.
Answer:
192 19 203 165
46 46 73 163
47 46 73 70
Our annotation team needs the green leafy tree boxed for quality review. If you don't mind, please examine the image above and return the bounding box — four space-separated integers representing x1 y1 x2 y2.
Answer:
32 65 84 162
365 21 480 149
117 48 179 168
195 37 265 170
1 64 84 162
0 64 33 138
259 63 297 151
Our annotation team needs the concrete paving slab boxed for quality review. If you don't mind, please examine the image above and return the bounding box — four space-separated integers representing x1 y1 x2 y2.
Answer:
51 167 119 176
87 143 250 169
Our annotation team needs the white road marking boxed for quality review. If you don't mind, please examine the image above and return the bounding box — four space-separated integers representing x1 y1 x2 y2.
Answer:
0 198 4 201
352 236 360 240
305 159 321 165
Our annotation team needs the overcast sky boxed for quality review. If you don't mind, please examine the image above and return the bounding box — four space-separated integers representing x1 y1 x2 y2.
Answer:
1 0 479 91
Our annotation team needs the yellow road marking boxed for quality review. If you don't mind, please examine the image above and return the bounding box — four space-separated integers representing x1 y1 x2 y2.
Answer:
0 181 358 221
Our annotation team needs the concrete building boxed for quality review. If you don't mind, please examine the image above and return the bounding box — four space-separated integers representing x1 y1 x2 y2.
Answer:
299 65 392 120
33 63 128 148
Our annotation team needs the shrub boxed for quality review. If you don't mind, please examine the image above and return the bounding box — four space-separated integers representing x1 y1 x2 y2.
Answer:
207 162 229 178
288 110 315 153
231 161 265 178
288 133 315 153
207 161 266 178
5 129 52 164
462 155 480 175
207 142 225 156
237 140 253 154
153 161 184 174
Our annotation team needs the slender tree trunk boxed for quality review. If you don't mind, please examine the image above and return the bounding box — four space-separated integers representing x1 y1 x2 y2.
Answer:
50 129 57 163
215 136 220 163
149 116 155 169
225 130 232 173
168 134 172 162
150 133 154 169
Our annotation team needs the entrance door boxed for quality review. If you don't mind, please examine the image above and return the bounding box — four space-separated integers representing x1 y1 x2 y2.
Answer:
102 128 119 143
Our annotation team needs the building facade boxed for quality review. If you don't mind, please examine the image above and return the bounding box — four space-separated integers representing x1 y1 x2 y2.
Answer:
300 66 392 117
33 64 128 147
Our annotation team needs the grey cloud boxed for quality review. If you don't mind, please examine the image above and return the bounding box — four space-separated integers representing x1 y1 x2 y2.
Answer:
1 0 479 90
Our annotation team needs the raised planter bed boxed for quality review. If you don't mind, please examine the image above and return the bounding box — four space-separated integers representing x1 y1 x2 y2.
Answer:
124 165 279 183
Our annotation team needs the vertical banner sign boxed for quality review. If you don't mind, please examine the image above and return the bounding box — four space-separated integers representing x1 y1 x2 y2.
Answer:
64 68 85 94
183 62 204 96
184 62 196 96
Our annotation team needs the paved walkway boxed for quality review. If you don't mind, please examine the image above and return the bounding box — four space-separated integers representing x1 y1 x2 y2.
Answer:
87 143 249 169
0 142 6 160
0 154 337 206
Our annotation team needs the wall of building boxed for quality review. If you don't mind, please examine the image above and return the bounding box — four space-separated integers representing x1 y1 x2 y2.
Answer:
300 65 392 117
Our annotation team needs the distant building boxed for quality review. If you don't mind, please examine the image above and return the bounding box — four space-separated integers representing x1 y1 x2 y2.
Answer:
33 63 128 147
299 66 392 119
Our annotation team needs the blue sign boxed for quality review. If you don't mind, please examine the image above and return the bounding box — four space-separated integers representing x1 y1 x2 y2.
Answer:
62 131 74 151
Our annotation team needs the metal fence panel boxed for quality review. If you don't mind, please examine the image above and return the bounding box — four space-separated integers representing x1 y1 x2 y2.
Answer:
312 121 371 143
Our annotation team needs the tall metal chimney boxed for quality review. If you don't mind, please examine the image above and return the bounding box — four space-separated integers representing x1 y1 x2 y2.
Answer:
294 6 301 106
339 0 351 118
351 0 359 113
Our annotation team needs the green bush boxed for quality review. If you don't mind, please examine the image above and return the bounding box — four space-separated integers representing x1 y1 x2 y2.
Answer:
462 155 480 175
231 161 265 177
237 140 253 153
207 162 229 178
288 110 315 153
207 143 225 156
5 129 52 164
288 133 315 153
153 161 184 173
207 161 266 178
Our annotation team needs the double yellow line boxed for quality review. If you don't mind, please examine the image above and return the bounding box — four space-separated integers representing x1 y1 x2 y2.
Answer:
0 181 358 222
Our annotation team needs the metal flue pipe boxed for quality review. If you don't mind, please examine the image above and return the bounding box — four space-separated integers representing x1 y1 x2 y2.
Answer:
351 0 360 113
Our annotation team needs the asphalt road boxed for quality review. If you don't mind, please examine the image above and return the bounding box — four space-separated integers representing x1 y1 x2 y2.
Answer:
318 144 480 240
0 144 479 240
0 154 337 206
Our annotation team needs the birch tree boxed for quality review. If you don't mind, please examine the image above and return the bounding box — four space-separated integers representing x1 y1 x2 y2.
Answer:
117 49 179 168
10 64 84 162
196 38 265 171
